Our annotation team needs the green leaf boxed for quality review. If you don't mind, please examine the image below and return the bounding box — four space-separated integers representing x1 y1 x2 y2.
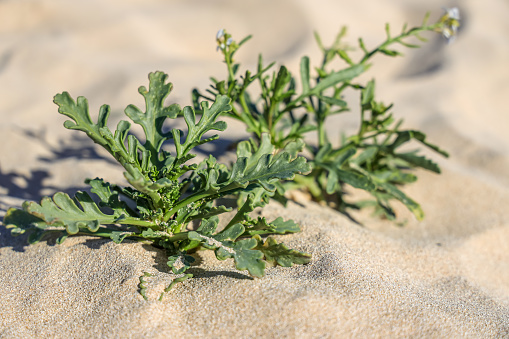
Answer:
54 93 146 177
138 272 152 300
336 169 376 191
86 178 133 217
390 130 449 157
289 64 366 107
300 56 311 94
379 49 403 57
110 231 131 244
56 233 68 244
138 272 193 301
283 139 306 159
395 152 441 173
141 228 156 238
231 153 309 192
308 64 365 96
124 72 181 161
377 182 424 220
11 191 150 236
22 192 108 235
196 216 219 235
3 208 47 236
318 95 347 107
28 229 45 244
361 79 375 109
255 236 311 267
351 147 378 166
226 134 311 192
173 95 231 160
268 217 301 234
159 274 193 301
244 216 301 236
185 205 232 223
325 168 339 194
227 192 260 230
215 238 266 278
272 66 292 100
167 252 195 274
236 134 275 167
215 223 245 242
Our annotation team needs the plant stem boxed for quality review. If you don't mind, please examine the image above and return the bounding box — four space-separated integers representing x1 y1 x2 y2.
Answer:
162 183 242 222
360 24 439 65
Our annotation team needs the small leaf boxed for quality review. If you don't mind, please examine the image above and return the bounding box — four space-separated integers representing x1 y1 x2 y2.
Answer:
3 208 47 236
336 169 376 191
196 216 219 235
269 217 301 234
255 236 311 267
28 229 44 244
244 216 301 235
174 95 232 159
110 231 131 244
292 64 366 104
379 49 403 57
300 56 311 94
167 253 195 274
319 95 347 107
141 229 156 238
229 238 266 278
351 147 378 166
390 130 449 157
159 274 193 301
395 152 441 173
138 272 153 300
56 233 68 244
24 192 110 235
378 182 424 220
215 223 245 242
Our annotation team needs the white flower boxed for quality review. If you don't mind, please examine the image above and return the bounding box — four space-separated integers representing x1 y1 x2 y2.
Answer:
216 29 225 40
445 7 460 20
439 7 460 43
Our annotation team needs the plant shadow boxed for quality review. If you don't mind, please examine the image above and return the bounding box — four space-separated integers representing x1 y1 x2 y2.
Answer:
22 128 119 165
187 267 253 281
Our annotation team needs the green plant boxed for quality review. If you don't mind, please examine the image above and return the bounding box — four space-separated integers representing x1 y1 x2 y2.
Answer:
193 9 458 221
2 8 459 300
3 72 311 300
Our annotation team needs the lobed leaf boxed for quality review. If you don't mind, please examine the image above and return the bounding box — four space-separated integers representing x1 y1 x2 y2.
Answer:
173 95 231 160
254 235 311 267
390 130 449 157
215 238 266 278
167 252 196 274
124 72 181 162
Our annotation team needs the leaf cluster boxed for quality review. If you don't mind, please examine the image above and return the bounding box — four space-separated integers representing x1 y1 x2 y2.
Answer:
3 72 311 299
1 11 456 299
194 14 450 221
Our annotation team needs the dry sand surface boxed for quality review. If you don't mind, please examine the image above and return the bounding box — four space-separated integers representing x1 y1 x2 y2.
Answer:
1 0 509 337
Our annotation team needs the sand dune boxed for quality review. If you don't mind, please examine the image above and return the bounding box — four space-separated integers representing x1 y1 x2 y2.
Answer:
1 0 508 337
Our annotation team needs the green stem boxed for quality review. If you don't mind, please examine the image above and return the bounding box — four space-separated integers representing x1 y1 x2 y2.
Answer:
238 92 250 117
225 53 235 83
77 228 192 242
360 24 439 64
77 228 131 238
104 217 156 228
317 119 327 147
162 183 243 222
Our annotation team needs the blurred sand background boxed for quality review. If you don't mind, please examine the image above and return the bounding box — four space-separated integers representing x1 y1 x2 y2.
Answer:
1 0 508 337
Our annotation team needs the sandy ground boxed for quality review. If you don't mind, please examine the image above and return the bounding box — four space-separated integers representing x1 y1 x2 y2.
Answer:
1 0 508 337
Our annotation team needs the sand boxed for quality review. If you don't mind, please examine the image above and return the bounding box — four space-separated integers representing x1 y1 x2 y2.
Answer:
1 0 508 337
